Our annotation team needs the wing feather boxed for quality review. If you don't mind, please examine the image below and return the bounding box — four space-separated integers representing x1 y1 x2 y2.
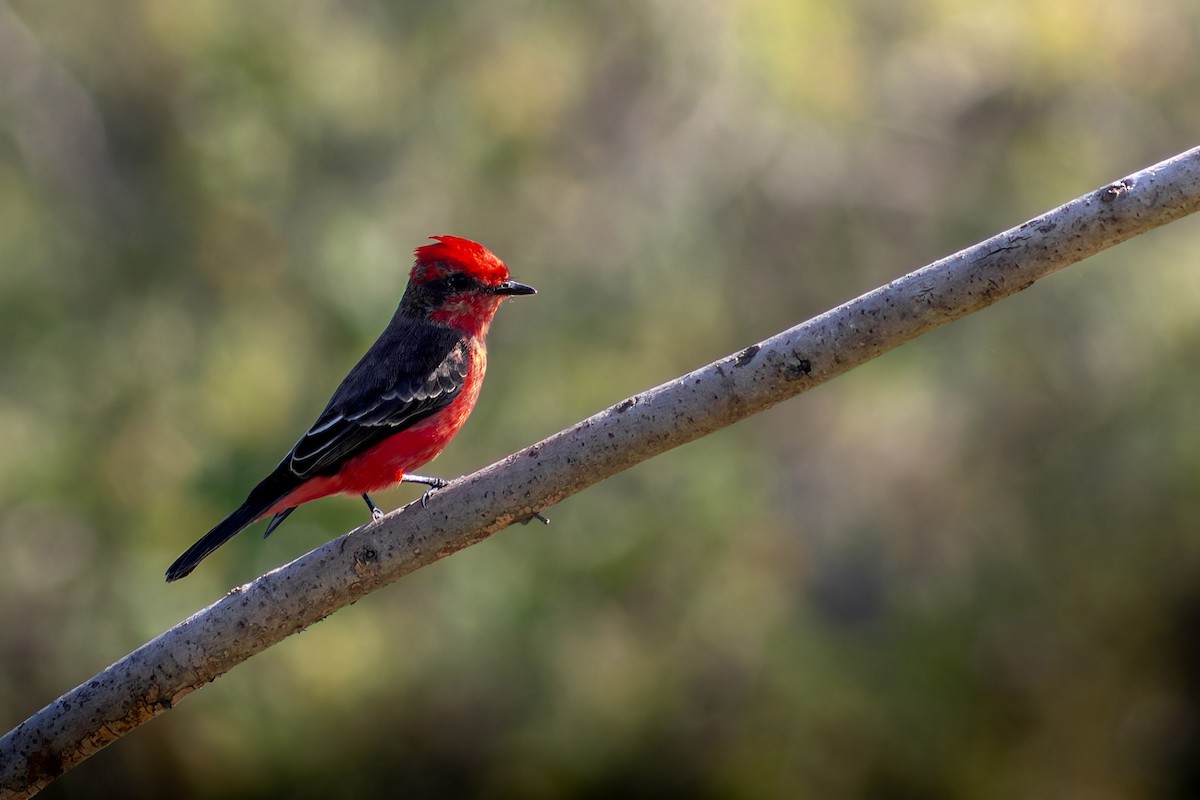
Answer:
283 321 470 480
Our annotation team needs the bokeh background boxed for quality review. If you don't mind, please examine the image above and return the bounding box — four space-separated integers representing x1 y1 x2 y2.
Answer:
2 1 1199 797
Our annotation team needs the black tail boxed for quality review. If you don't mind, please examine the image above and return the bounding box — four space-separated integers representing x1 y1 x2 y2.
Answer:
165 502 262 582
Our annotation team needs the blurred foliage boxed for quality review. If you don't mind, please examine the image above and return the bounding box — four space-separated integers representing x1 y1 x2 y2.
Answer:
1 0 1199 797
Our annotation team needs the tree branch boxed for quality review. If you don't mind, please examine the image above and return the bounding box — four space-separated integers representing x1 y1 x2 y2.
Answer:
4 145 1200 798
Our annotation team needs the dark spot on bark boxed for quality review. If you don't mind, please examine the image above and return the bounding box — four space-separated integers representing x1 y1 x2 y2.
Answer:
735 344 760 367
355 547 378 565
27 743 64 784
780 353 812 379
616 397 637 412
1101 178 1134 202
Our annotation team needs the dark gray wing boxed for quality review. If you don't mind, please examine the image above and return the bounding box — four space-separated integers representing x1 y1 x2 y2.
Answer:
283 320 469 480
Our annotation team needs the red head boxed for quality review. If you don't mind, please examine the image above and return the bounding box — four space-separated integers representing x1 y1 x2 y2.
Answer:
402 235 536 337
413 235 511 285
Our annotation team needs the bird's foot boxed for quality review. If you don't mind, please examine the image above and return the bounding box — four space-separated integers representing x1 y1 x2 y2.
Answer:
420 488 438 508
404 474 451 508
362 493 385 522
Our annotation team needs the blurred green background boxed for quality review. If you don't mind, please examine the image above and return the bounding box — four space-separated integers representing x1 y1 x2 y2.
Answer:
2 1 1199 797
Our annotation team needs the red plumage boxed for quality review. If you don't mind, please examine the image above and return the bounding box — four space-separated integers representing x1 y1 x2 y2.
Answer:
166 236 535 581
262 345 486 515
413 235 511 285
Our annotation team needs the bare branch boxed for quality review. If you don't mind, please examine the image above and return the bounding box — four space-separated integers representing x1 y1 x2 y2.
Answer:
3 146 1200 798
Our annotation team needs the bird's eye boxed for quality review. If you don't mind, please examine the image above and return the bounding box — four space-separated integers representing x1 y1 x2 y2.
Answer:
444 274 472 292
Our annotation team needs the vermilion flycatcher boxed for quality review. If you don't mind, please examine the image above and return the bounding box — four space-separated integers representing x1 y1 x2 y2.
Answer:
165 235 535 581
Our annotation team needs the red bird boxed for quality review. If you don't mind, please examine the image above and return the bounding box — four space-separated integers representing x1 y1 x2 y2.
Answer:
165 235 536 581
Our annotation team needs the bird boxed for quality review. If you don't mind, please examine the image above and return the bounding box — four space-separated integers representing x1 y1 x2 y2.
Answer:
165 235 536 581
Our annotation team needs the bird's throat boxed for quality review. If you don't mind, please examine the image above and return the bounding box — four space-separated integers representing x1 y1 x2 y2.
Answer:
429 296 502 339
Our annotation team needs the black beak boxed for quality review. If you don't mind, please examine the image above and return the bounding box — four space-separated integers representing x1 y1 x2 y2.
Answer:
492 279 537 296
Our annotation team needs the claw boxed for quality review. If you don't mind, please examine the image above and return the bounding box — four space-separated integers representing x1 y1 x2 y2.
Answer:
405 474 450 509
520 512 551 525
420 487 439 508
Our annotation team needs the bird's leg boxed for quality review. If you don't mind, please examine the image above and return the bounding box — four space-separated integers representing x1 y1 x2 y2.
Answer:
403 474 450 508
362 494 384 521
403 474 450 488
